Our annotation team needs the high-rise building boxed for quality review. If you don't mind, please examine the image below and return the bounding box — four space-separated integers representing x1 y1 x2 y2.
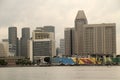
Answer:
74 10 116 56
8 27 18 56
71 28 75 55
59 39 65 56
83 23 116 55
64 28 75 56
20 28 30 57
75 10 88 55
43 26 55 56
28 26 56 62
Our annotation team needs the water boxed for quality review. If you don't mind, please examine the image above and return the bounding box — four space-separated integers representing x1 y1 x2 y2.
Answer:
0 66 120 80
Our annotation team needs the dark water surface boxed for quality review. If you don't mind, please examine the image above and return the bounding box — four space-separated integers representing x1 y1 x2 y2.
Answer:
0 66 120 80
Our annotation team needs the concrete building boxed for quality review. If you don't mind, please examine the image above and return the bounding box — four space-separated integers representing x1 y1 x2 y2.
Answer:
75 10 88 55
43 26 56 56
0 43 6 57
43 26 55 33
83 23 116 55
74 10 116 56
8 27 18 56
64 28 75 56
2 39 10 57
59 39 65 56
28 27 56 62
71 28 75 55
20 28 30 57
0 39 10 57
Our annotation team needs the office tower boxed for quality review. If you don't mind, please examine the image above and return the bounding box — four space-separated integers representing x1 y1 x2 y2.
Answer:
75 10 88 55
8 27 18 56
28 26 55 62
59 39 65 56
71 28 75 55
83 23 116 55
43 26 56 56
74 10 116 56
20 28 30 57
64 28 75 56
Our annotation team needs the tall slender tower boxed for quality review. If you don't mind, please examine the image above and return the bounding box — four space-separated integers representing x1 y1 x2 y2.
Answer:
75 10 88 55
20 28 30 57
8 27 18 56
64 28 75 56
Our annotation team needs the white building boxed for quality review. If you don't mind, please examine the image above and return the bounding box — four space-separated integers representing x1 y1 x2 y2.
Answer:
0 39 12 57
28 27 56 62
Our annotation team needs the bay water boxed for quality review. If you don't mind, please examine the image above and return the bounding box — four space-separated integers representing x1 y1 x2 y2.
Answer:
0 66 120 80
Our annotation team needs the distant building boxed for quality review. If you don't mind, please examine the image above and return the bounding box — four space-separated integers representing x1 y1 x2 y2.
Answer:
0 39 10 57
43 26 55 33
8 27 18 56
59 39 65 56
64 28 75 56
83 23 116 55
74 10 116 56
2 39 10 56
0 43 6 57
28 26 55 62
20 28 30 57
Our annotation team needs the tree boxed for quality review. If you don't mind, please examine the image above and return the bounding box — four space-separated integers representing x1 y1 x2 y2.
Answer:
16 58 32 65
0 59 8 65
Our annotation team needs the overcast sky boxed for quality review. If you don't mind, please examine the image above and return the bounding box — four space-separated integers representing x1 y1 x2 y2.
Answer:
0 0 120 54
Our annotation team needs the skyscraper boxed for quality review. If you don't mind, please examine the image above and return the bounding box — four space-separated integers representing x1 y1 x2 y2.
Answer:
59 39 65 56
74 10 116 56
64 28 75 56
20 28 30 57
83 23 116 55
75 10 88 55
8 27 18 56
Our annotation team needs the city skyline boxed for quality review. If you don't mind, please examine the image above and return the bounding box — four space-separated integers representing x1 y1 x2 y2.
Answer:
0 0 120 54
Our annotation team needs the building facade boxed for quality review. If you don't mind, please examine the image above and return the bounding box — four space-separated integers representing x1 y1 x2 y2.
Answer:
43 26 55 33
64 28 75 56
0 39 10 57
74 10 88 55
20 28 30 57
28 26 55 62
83 23 116 55
59 39 65 56
8 27 18 56
74 10 116 56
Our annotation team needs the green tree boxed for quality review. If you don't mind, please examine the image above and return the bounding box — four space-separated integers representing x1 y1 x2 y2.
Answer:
0 59 8 65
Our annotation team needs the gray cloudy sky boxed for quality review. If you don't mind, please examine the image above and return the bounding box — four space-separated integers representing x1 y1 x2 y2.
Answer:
0 0 120 54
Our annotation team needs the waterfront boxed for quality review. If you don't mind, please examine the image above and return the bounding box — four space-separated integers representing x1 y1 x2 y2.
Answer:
0 66 120 80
